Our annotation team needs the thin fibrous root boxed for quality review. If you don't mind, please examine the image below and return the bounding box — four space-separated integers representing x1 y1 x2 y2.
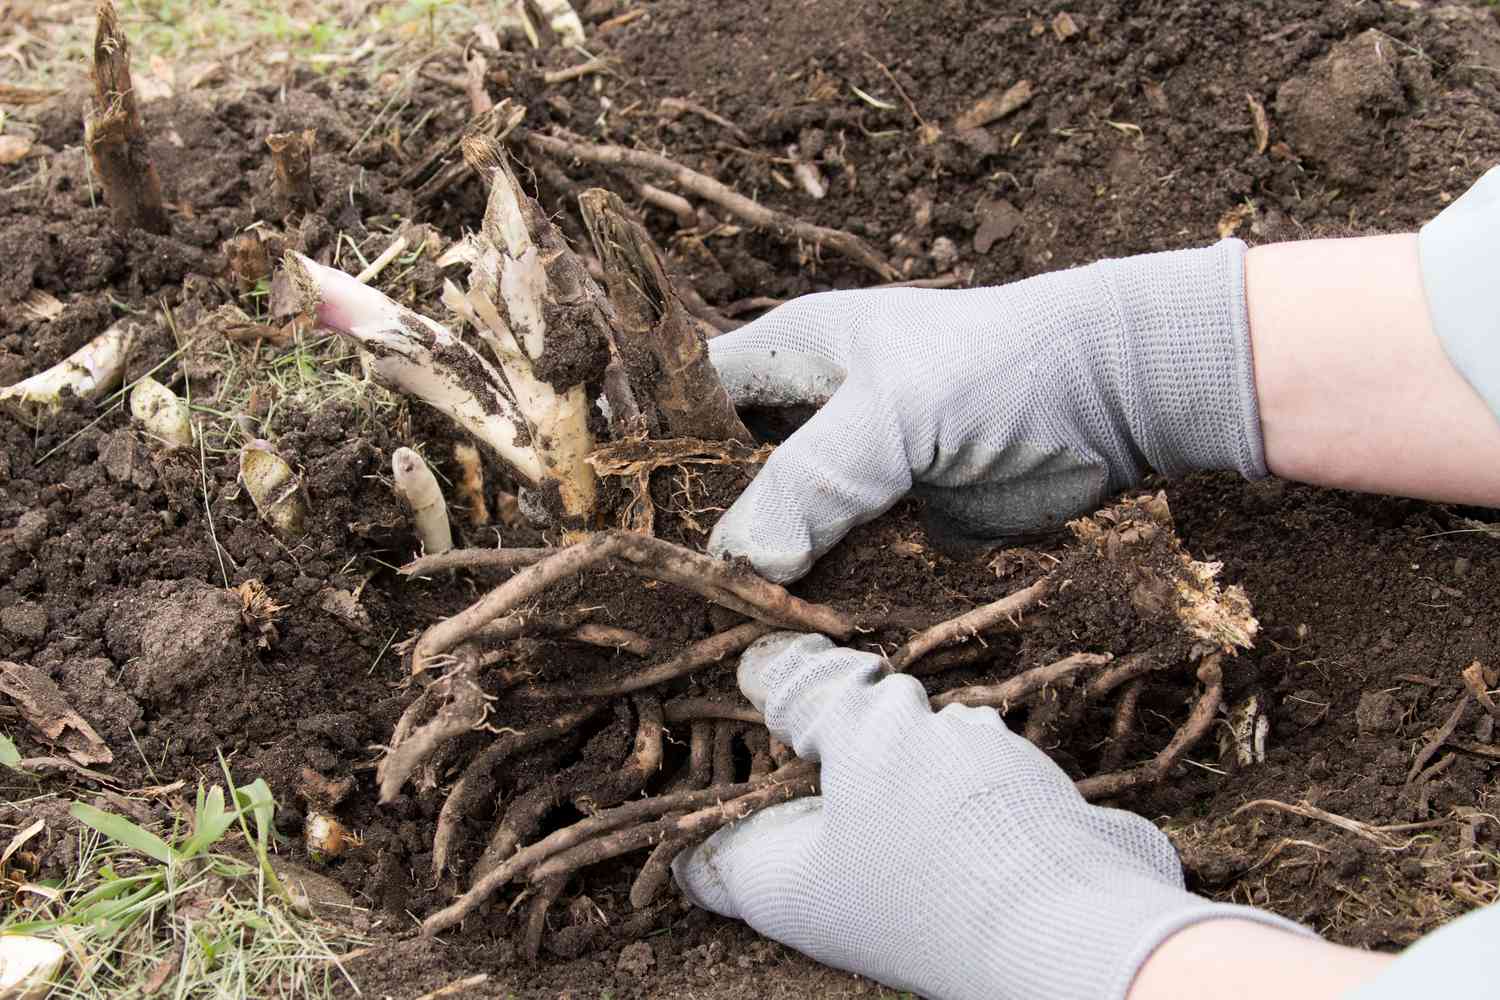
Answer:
521 875 566 962
930 652 1113 711
525 129 899 281
630 828 700 909
432 703 603 879
1100 679 1145 773
421 762 815 936
1074 657 1224 800
712 720 741 787
473 611 653 659
527 765 820 884
412 530 852 671
511 622 772 700
663 697 764 725
474 696 663 880
885 577 1053 673
403 547 553 577
377 646 488 803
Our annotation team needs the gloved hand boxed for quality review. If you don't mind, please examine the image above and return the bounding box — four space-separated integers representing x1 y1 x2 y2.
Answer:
707 240 1266 581
672 633 1309 1000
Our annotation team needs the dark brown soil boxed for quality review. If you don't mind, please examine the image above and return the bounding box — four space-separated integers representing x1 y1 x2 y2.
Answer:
4 1 1500 997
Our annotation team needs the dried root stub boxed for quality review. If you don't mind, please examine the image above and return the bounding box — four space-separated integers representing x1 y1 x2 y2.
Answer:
381 494 1257 956
85 0 170 235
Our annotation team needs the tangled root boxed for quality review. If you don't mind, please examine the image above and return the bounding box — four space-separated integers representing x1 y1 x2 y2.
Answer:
386 492 1256 956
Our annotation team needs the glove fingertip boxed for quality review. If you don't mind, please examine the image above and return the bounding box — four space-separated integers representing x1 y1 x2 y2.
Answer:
671 837 735 917
708 496 815 584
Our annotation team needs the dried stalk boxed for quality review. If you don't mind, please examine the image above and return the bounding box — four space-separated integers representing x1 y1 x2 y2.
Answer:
579 188 750 443
265 129 317 216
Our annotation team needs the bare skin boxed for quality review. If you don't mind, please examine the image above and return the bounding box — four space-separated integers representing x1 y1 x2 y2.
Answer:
1248 233 1500 505
1132 233 1499 998
1130 920 1393 1000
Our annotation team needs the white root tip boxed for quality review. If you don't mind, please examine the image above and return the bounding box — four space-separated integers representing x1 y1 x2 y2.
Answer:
129 376 193 450
240 439 307 538
284 252 546 490
532 0 586 44
0 934 67 1000
392 447 453 556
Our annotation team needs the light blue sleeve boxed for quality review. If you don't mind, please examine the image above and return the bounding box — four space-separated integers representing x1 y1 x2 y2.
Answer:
1342 904 1500 999
1418 165 1500 423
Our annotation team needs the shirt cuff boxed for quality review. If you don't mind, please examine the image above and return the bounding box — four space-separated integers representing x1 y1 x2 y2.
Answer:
1417 166 1500 423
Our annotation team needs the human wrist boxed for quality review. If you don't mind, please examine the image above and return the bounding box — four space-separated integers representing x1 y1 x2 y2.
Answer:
1129 915 1388 1000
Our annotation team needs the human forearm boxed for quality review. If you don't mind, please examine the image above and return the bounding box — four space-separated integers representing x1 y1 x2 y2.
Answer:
1247 233 1500 506
1129 919 1391 1000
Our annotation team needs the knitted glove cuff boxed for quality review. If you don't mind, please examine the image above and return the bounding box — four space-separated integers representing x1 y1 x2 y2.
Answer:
1101 239 1269 481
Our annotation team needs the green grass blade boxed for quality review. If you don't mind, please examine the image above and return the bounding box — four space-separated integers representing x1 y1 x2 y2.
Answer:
70 802 177 864
0 730 22 770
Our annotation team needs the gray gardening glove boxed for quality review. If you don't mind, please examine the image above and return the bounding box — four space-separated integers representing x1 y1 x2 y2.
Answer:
672 633 1311 1000
708 240 1266 581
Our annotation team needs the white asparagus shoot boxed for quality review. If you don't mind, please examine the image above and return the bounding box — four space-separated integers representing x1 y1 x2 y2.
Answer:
129 375 193 449
0 321 137 424
393 447 454 556
529 0 586 45
239 439 306 538
283 253 546 491
448 139 598 521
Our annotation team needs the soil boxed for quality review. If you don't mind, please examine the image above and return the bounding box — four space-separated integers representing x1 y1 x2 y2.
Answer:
3 1 1500 997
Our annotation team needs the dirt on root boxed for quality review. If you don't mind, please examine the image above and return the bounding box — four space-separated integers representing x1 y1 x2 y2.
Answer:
3 0 1500 997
